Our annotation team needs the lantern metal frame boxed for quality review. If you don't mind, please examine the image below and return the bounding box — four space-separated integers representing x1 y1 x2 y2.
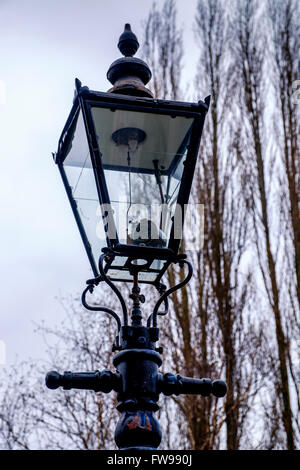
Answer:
54 79 209 285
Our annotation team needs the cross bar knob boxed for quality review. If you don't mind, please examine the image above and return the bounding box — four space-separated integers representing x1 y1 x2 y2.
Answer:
45 369 121 393
158 373 227 398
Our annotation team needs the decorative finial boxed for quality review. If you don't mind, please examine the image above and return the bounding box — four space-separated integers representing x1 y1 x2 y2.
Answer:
118 24 139 57
106 24 153 98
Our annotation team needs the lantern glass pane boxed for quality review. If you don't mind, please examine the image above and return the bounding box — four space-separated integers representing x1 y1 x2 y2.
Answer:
61 110 105 269
91 106 194 251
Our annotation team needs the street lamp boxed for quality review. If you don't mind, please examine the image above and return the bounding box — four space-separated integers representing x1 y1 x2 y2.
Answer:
46 24 226 450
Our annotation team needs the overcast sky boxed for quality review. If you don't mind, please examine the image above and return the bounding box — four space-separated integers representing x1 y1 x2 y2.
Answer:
0 0 202 366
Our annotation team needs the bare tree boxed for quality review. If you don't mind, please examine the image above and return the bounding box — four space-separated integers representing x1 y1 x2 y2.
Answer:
268 0 300 308
193 0 270 450
0 292 118 449
233 0 296 449
268 0 300 440
0 362 38 450
141 0 269 450
142 0 183 100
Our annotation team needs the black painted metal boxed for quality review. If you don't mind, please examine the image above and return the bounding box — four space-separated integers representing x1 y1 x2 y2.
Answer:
46 273 227 449
107 24 152 97
81 285 121 332
98 253 128 326
113 333 162 449
148 257 193 328
158 373 227 398
46 320 226 449
45 369 121 393
118 23 139 57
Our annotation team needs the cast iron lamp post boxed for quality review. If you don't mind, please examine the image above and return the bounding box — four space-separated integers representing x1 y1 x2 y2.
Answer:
46 24 227 450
